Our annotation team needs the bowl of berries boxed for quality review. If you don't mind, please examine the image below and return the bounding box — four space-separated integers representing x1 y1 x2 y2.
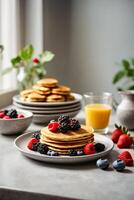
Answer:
0 109 33 135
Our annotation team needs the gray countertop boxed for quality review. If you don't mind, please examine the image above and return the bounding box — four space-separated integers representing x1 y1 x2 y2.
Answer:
0 111 134 200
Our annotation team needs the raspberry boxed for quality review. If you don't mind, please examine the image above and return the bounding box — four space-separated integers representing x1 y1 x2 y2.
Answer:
83 143 96 155
3 116 11 120
58 115 70 124
0 112 5 118
69 119 81 131
17 114 25 118
48 122 60 132
58 122 70 133
27 138 39 150
37 143 48 154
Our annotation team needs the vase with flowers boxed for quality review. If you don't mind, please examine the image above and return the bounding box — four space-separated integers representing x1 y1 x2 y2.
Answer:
1 44 54 90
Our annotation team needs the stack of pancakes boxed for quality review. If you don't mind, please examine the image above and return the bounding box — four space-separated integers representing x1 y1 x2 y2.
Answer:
20 78 75 102
40 125 94 155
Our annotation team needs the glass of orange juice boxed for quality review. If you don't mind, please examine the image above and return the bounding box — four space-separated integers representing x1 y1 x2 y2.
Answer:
83 92 112 134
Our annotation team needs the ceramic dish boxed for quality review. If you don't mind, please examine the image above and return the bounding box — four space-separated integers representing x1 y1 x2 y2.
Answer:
32 110 80 124
13 93 82 107
0 110 33 135
13 101 81 111
14 132 114 164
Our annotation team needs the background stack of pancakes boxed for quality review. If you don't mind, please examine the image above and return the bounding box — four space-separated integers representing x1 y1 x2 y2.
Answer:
20 78 75 102
40 125 94 155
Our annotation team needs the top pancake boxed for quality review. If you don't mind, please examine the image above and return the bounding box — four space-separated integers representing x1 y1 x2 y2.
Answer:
41 125 94 142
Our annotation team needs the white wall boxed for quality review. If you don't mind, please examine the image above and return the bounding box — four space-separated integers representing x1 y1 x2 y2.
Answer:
44 0 134 96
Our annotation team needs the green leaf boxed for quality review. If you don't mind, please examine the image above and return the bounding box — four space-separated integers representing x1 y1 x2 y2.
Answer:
127 85 134 90
122 59 130 70
112 70 125 84
19 44 34 60
11 56 21 67
39 51 55 63
131 58 134 66
0 67 12 75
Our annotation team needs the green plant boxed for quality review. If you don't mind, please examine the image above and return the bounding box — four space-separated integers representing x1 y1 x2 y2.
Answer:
112 59 134 91
1 44 54 90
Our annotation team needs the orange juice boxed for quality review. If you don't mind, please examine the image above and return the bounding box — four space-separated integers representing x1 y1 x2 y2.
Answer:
85 103 112 129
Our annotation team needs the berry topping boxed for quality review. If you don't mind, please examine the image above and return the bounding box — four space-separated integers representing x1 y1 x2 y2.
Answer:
32 131 41 140
0 112 5 118
112 159 126 171
68 149 77 156
69 119 81 131
96 159 109 170
32 143 40 151
17 114 25 118
58 115 70 124
118 151 133 166
7 109 17 118
48 122 60 132
117 134 133 148
58 122 70 133
27 138 39 150
3 116 11 120
83 143 96 155
94 143 105 152
37 143 48 154
47 150 59 156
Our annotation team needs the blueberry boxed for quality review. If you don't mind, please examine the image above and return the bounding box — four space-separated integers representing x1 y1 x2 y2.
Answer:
77 150 84 156
113 159 125 171
96 158 109 170
68 149 77 156
95 143 105 152
47 150 59 156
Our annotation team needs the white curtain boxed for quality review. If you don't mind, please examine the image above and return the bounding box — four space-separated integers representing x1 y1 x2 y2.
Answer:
0 0 44 90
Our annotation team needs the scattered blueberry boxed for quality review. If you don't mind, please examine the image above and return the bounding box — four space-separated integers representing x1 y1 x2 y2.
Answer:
77 150 84 156
68 149 77 156
112 159 125 171
96 158 109 170
47 150 59 156
95 143 105 152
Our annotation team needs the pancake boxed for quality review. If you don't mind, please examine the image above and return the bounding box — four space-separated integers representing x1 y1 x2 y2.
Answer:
41 125 94 142
37 78 58 88
33 85 51 95
26 92 46 102
52 85 71 95
46 94 65 102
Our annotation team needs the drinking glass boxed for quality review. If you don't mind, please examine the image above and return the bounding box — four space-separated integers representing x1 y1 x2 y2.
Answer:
83 92 112 134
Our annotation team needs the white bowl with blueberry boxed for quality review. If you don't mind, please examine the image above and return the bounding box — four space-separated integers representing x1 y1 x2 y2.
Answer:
0 109 33 135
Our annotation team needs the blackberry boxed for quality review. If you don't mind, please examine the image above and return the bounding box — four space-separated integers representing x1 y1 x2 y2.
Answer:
58 122 70 133
32 142 39 151
47 150 59 156
4 110 8 115
69 119 81 131
95 143 105 152
58 115 70 124
37 143 48 154
68 149 77 156
7 109 18 118
32 131 40 140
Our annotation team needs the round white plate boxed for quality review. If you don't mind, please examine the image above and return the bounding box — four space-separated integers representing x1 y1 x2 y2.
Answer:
13 93 82 107
32 110 80 124
13 106 81 114
13 101 81 111
14 132 114 164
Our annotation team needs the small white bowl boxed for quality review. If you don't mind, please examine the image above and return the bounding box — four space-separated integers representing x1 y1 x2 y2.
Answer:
0 109 33 135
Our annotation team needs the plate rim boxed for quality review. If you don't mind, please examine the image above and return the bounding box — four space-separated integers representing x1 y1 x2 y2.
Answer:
14 131 114 163
13 93 82 107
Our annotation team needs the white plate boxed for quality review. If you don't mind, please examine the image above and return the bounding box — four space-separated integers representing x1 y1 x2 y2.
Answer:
13 93 82 107
13 101 81 111
13 106 81 114
14 132 114 164
32 110 80 124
